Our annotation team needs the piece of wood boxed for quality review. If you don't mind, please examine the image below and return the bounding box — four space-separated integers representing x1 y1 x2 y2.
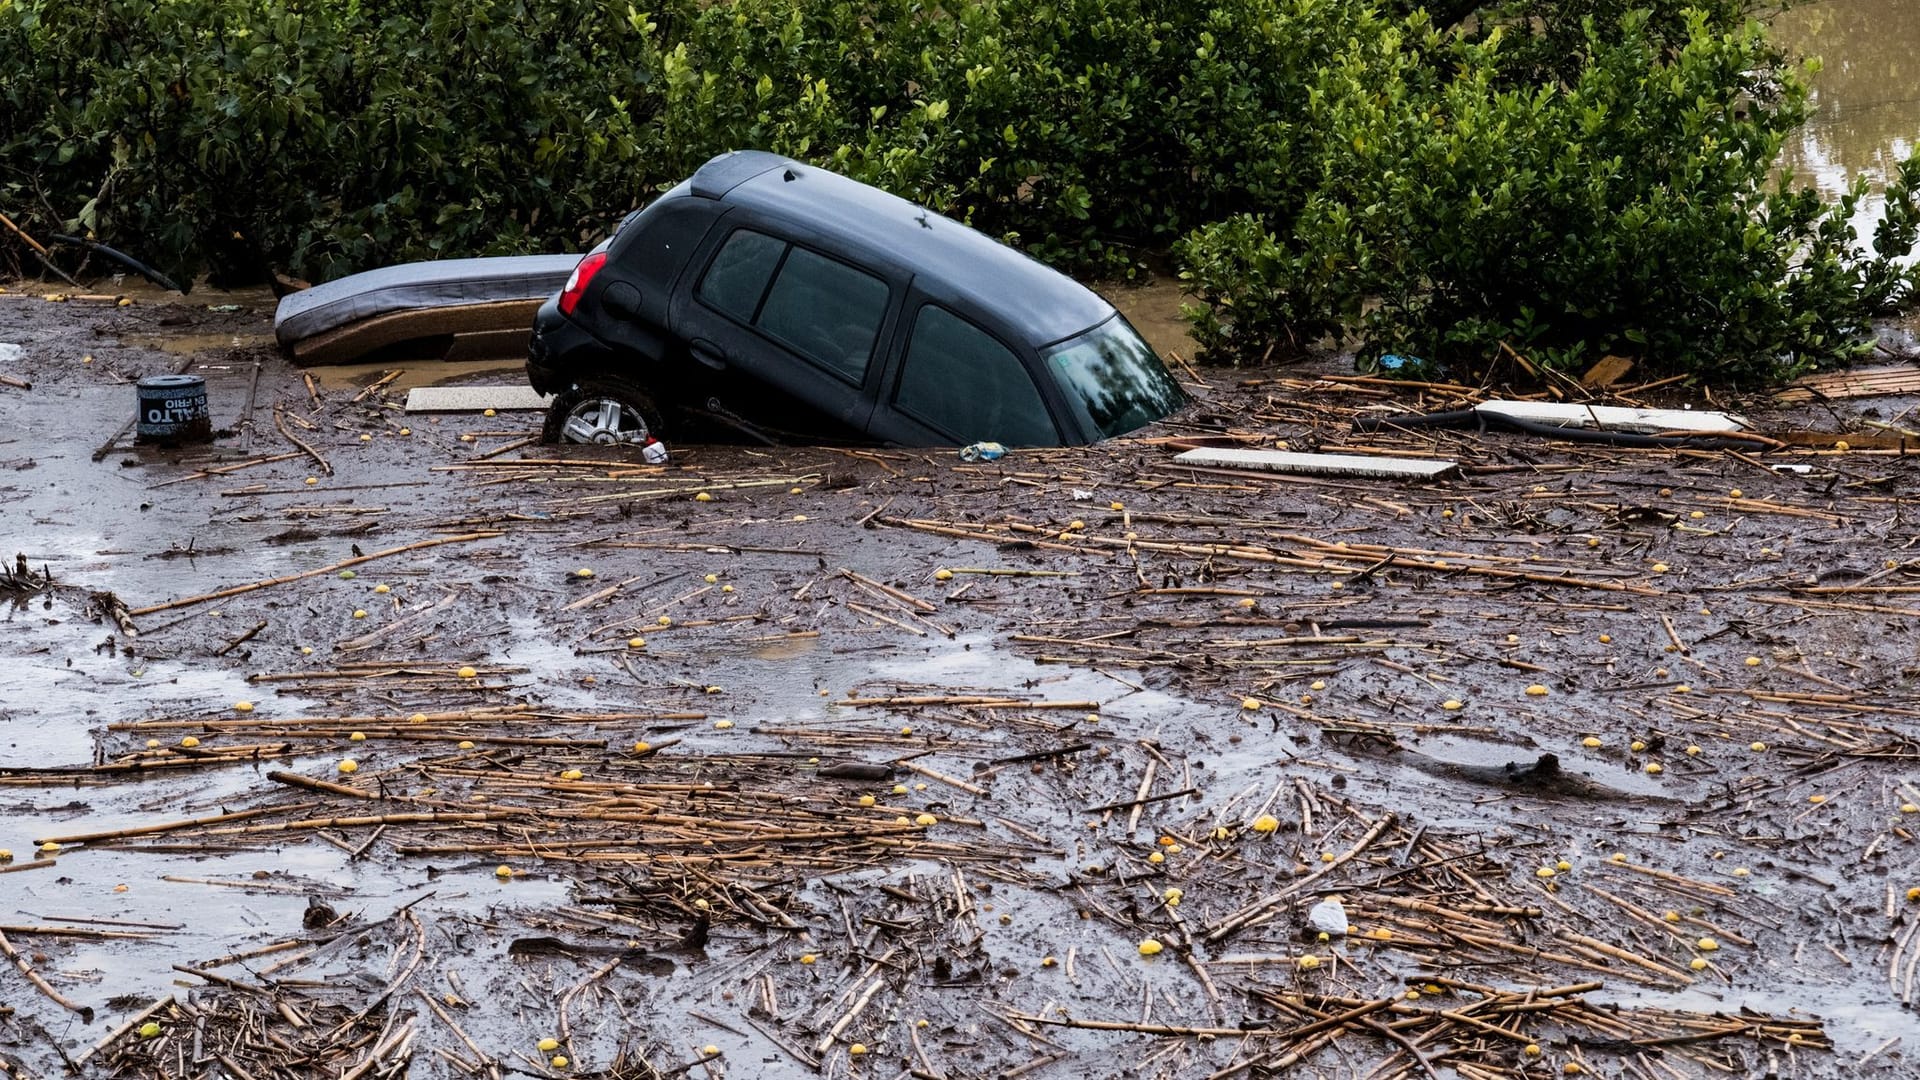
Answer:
403 385 551 413
1474 400 1748 433
1172 447 1460 481
1580 354 1635 388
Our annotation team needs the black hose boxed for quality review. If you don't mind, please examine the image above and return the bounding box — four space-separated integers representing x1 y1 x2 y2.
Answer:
48 234 187 294
1355 408 1769 450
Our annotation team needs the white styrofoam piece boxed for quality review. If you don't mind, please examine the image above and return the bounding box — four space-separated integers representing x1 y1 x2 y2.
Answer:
1173 446 1459 480
404 386 551 413
1475 400 1748 433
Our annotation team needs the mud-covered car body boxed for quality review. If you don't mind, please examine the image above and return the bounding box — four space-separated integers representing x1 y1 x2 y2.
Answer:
527 151 1186 446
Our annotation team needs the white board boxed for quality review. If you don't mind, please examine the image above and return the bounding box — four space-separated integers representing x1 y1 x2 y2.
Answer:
1474 400 1748 433
1174 447 1460 480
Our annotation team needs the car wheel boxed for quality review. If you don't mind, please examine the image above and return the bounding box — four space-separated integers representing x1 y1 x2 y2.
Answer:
544 378 665 446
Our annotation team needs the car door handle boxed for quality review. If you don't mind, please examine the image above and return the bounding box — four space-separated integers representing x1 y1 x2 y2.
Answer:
689 340 727 371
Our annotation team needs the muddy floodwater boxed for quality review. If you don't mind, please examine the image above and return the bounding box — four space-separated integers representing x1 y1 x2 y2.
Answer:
4 279 1919 1080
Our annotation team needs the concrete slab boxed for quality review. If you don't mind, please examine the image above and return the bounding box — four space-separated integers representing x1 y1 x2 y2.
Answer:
403 386 552 413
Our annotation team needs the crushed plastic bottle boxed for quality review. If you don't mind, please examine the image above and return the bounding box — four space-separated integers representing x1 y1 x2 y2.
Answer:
641 438 669 465
1306 895 1349 937
959 441 1007 462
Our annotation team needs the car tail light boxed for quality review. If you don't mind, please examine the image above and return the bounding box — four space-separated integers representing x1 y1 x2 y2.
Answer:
558 251 608 316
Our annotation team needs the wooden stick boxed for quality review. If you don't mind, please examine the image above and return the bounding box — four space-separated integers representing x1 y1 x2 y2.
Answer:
275 403 333 475
128 531 501 615
0 927 93 1019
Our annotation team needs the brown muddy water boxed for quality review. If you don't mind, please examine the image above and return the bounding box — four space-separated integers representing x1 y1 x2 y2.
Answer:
6 283 1920 1079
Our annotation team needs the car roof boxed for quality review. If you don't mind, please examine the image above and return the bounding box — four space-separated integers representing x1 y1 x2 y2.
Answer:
692 151 1114 347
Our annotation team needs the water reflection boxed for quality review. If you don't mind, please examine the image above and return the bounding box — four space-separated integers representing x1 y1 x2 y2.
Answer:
1776 1 1920 206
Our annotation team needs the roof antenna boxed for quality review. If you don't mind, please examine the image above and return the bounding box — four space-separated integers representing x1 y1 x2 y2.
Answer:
782 168 797 182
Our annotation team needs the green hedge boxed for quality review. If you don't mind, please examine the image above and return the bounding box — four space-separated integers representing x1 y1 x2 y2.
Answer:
0 0 1912 381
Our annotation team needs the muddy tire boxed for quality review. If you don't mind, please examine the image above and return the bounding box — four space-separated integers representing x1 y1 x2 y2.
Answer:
543 378 665 446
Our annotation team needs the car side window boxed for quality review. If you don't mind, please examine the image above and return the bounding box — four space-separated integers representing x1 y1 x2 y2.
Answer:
895 305 1056 445
697 229 785 322
755 247 890 381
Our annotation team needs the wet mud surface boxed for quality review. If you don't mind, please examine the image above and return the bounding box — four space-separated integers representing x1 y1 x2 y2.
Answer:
2 286 1918 1079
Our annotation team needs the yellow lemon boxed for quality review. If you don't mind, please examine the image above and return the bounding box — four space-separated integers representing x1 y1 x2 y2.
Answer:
40 841 61 853
410 712 428 723
1686 745 1701 755
1525 684 1548 696
1524 1044 1541 1057
1697 937 1720 951
1252 814 1280 833
538 1038 560 1053
1750 741 1767 752
551 1056 568 1068
1241 697 1261 710
858 794 876 807
338 759 358 774
304 476 318 486
398 427 411 436
1652 563 1669 573
1646 762 1664 774
1630 740 1646 751
1296 954 1321 970
373 583 390 594
694 492 713 502
934 568 954 581
458 740 475 749
848 1044 867 1056
576 568 595 578
1581 737 1602 748
458 666 478 678
139 1021 161 1039
1148 852 1165 864
233 700 255 713
1068 520 1085 531
483 408 497 417
1729 488 1743 499
657 616 672 626
494 865 514 878
181 736 201 748
632 741 651 753
1442 699 1464 711
1137 939 1163 956
1536 867 1556 879
352 609 367 619
628 637 646 648
1310 680 1326 691
560 769 584 781
349 732 366 742
1690 957 1708 971
915 813 938 826
714 719 734 730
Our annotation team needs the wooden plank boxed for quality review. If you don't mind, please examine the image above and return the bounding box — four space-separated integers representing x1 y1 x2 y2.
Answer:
1474 400 1748 434
404 386 551 413
1172 447 1460 480
1579 355 1635 388
1776 364 1920 402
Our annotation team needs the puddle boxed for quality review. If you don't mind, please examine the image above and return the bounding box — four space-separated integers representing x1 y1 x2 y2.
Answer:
308 358 524 393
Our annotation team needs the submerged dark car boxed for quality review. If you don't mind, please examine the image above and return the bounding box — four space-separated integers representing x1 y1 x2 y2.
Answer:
528 150 1187 447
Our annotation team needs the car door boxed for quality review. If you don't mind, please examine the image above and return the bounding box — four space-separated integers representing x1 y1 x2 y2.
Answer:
867 290 1064 447
670 223 894 437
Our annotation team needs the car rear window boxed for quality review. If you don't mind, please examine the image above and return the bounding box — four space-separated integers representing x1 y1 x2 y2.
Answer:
697 230 889 383
756 247 890 381
697 229 785 322
895 305 1056 445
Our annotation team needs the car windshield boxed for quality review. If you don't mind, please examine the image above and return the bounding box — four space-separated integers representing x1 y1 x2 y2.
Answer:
1043 315 1187 440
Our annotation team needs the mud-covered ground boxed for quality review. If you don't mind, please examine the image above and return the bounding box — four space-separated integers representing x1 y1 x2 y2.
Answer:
2 285 1918 1080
